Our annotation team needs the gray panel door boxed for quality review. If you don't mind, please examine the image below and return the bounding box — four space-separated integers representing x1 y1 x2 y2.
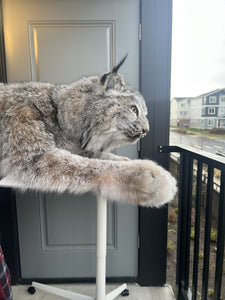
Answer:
2 0 139 278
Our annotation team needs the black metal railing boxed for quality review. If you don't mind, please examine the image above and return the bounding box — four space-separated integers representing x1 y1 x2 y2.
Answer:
159 146 225 300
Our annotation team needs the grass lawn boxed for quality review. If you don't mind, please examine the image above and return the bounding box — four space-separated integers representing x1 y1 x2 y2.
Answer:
170 126 225 138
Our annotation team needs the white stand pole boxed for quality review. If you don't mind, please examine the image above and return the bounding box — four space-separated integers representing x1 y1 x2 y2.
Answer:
96 194 107 300
32 194 127 300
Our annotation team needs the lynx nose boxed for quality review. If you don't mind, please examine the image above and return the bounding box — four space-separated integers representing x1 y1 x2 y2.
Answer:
142 128 149 135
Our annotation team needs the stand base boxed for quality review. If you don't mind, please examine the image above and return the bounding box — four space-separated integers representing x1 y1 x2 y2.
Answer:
32 281 127 300
31 195 127 300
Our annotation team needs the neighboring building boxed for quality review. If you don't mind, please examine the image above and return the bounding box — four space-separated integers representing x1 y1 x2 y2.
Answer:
170 97 190 127
189 95 202 128
171 88 225 129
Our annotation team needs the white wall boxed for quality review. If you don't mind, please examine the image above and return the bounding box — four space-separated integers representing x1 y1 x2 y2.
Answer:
170 98 178 126
190 97 202 128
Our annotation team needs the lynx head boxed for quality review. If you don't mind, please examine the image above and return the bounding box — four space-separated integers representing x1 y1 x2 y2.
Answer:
79 55 149 152
57 55 149 152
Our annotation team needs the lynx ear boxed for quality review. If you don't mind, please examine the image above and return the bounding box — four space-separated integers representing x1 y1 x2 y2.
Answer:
100 71 111 85
111 53 128 74
100 53 128 86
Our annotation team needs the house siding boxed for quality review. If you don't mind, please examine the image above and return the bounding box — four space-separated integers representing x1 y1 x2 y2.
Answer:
171 88 225 129
204 106 218 117
190 97 201 128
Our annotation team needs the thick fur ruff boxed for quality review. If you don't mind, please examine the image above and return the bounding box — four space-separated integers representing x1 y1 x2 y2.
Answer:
0 67 177 207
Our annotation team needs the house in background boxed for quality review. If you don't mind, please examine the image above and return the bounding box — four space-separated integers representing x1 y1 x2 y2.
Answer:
200 89 225 129
171 88 225 129
170 97 190 127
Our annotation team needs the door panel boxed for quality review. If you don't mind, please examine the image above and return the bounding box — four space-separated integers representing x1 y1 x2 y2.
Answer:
2 0 139 278
16 192 138 278
28 21 115 83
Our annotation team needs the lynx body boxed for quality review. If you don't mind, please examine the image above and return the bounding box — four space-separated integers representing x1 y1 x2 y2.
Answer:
0 58 176 207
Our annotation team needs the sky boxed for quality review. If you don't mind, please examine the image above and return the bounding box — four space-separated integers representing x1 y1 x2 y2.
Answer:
170 0 225 99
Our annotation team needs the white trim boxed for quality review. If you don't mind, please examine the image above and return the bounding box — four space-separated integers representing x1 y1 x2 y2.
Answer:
218 107 225 116
207 119 214 126
209 96 217 103
208 107 215 114
219 95 225 104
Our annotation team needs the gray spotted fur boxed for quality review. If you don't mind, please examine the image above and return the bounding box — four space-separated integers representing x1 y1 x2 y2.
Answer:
0 65 176 207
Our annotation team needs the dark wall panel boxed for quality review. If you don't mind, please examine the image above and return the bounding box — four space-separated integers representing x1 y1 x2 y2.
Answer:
139 0 172 286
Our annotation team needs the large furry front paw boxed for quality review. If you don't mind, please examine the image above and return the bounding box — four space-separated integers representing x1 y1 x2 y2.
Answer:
132 160 177 207
101 159 177 207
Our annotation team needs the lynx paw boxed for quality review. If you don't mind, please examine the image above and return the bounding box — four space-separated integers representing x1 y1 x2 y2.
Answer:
101 159 177 207
135 160 177 207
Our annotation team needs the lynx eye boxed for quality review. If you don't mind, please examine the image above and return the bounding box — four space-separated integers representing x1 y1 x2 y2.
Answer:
131 105 139 116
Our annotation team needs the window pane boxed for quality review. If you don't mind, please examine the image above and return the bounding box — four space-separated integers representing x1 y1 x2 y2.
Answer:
169 1 225 298
170 0 225 158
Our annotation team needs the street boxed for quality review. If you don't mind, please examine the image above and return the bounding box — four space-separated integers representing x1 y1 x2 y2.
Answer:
170 130 225 155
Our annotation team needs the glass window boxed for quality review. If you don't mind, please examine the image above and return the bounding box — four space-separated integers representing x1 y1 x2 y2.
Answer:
209 96 217 103
170 0 225 153
208 119 214 126
169 3 225 296
220 95 225 103
219 108 225 115
208 107 215 114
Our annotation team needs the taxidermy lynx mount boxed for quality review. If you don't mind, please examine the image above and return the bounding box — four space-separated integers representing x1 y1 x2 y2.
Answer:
0 55 176 207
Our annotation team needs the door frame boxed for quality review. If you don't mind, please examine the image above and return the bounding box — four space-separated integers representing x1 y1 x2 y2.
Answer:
0 0 6 83
0 0 172 286
139 0 172 285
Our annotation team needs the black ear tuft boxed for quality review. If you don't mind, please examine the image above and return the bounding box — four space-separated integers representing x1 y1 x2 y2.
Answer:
100 72 110 85
112 53 128 74
100 53 128 86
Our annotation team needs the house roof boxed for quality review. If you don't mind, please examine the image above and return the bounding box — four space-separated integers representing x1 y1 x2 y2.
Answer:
172 88 225 101
197 88 225 98
171 97 189 102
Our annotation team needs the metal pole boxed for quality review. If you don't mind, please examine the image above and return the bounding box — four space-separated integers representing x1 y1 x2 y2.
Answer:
96 194 107 300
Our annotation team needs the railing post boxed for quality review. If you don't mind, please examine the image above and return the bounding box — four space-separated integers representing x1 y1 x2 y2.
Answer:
176 154 193 299
192 161 202 300
160 146 225 300
202 166 214 300
213 170 225 300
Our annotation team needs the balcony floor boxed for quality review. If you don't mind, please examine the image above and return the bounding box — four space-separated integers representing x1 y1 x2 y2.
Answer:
12 283 175 300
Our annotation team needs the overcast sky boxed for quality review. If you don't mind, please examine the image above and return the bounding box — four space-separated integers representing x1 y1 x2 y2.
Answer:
170 0 225 99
